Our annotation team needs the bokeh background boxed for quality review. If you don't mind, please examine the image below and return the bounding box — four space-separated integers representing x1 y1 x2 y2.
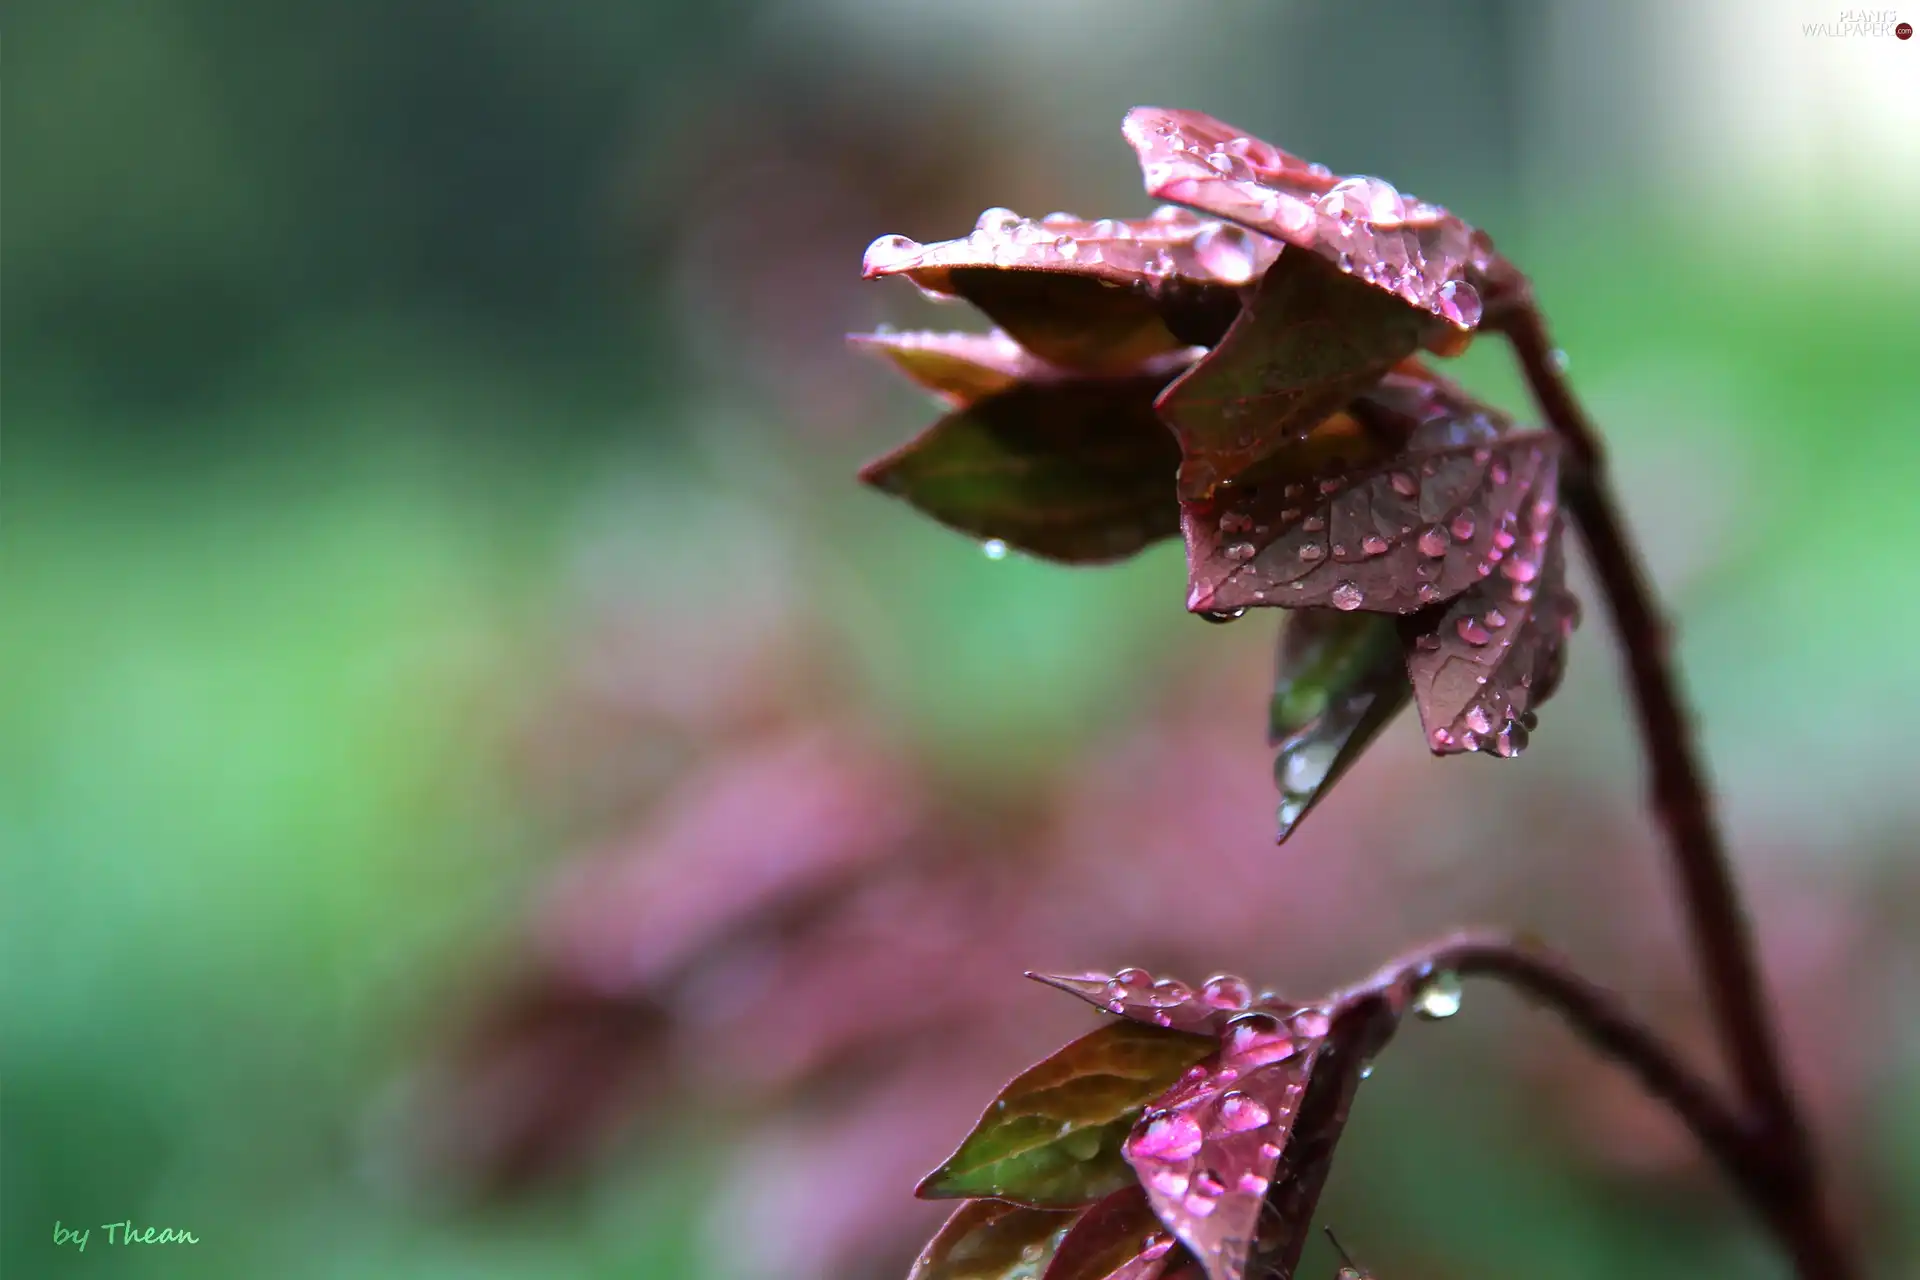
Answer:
6 1 1918 1276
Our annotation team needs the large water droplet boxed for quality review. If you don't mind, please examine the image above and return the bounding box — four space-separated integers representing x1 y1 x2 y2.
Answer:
1291 1007 1331 1038
982 539 1009 560
1449 513 1476 541
1330 581 1364 611
1224 1013 1296 1067
1192 225 1259 284
1149 977 1193 1008
1434 279 1483 328
1061 1126 1104 1161
1456 615 1492 646
1201 974 1253 1011
1225 541 1257 563
1317 175 1405 226
1281 739 1338 795
1129 1111 1205 1162
1360 534 1389 556
1199 608 1246 624
1389 470 1419 498
1417 526 1450 557
1465 704 1493 736
1297 542 1326 563
1215 1091 1272 1133
975 207 1023 237
1413 970 1464 1020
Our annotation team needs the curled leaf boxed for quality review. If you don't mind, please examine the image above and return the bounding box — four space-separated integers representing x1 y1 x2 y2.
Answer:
1402 508 1579 758
1154 248 1435 499
1121 107 1495 329
860 372 1185 564
918 1020 1215 1208
1269 611 1410 843
864 207 1278 371
1040 1186 1183 1280
850 329 1067 408
1119 1005 1334 1280
910 1201 1081 1280
1026 968 1297 1037
1179 371 1560 617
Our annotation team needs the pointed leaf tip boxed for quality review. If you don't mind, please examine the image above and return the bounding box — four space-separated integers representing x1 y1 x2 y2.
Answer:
1270 611 1410 843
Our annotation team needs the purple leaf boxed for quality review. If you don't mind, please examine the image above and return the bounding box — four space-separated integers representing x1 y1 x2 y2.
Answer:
1120 1006 1335 1280
1153 248 1436 500
1121 107 1496 330
1244 997 1401 1280
909 1200 1082 1280
1179 373 1560 617
1269 611 1410 843
1039 1186 1184 1280
1401 509 1580 758
864 207 1280 372
860 373 1185 564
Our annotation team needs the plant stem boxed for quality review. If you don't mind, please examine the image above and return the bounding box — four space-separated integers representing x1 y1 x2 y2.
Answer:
1490 297 1853 1279
1335 932 1845 1279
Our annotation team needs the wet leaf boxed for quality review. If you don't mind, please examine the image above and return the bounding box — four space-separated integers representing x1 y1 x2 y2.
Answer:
918 1019 1215 1207
1154 247 1436 499
1119 1005 1336 1280
909 1200 1082 1280
863 207 1278 371
1040 1186 1183 1280
1246 997 1401 1280
1401 508 1579 757
1269 611 1410 843
860 373 1185 564
1179 371 1560 616
1026 967 1298 1037
1121 107 1495 330
850 329 1067 408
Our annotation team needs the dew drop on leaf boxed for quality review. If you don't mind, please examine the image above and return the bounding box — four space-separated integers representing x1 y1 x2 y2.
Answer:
982 539 1009 560
1216 1091 1273 1133
1128 1112 1205 1162
1417 526 1450 557
1199 608 1247 624
1330 581 1364 611
1413 970 1464 1020
1201 974 1253 1011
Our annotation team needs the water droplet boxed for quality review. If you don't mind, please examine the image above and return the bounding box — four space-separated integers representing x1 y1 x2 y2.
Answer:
1054 237 1080 261
1149 977 1193 1008
975 207 1022 237
1430 727 1454 749
1225 541 1257 563
1491 720 1530 757
1279 742 1337 802
1216 1091 1272 1133
1061 1126 1104 1161
1548 347 1571 373
1417 526 1450 557
1317 175 1405 225
1359 1062 1374 1080
1146 1166 1190 1197
1485 608 1508 628
1489 458 1511 485
1434 279 1483 328
982 539 1008 560
1501 556 1539 583
1456 615 1491 646
1128 1111 1205 1162
1389 471 1419 498
1201 974 1253 1011
1330 581 1365 611
1020 1241 1047 1263
1360 534 1389 556
1297 542 1326 563
1237 1171 1271 1195
1413 970 1464 1020
1465 704 1493 735
862 233 922 273
1141 1234 1175 1262
1416 583 1439 603
1199 608 1246 624
1415 632 1440 652
1301 515 1326 533
1224 1013 1296 1067
1291 1007 1331 1038
1449 514 1476 541
1219 510 1254 535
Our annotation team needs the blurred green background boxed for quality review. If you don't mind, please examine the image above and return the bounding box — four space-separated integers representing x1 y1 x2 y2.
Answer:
6 2 1918 1277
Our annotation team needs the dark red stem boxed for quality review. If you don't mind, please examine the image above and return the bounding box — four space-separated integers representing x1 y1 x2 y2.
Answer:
1490 295 1853 1280
1335 932 1848 1279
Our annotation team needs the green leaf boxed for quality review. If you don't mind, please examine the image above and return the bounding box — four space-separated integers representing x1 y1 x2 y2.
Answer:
1269 610 1410 842
918 1020 1215 1207
1155 247 1436 500
860 374 1184 564
909 1201 1081 1280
